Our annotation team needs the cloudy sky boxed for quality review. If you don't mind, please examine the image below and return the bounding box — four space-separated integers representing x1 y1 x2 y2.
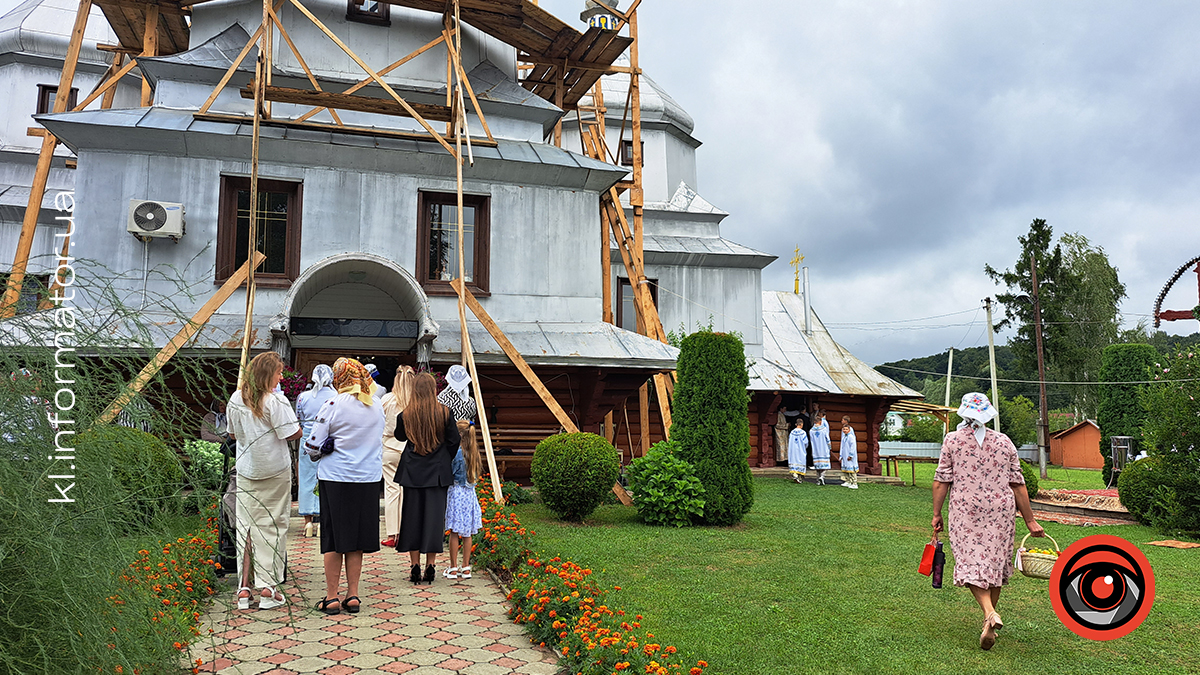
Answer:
6 0 1199 365
541 0 1200 365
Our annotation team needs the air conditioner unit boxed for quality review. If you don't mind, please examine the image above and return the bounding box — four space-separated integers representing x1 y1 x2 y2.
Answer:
127 199 185 241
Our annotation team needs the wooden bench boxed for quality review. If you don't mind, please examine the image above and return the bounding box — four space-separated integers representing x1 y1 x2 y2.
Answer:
485 427 561 482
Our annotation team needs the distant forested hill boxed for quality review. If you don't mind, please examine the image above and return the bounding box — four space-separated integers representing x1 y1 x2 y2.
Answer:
878 331 1200 405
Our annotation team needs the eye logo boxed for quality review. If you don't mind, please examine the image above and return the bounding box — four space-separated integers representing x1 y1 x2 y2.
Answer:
1050 534 1154 640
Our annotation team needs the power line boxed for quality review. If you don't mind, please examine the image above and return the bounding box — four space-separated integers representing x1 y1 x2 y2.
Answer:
873 363 1198 386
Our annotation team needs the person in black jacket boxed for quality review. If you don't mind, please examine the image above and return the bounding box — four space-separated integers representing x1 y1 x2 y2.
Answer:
393 372 460 584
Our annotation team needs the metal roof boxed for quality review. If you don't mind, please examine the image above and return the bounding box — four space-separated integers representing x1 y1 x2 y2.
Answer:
0 0 117 65
431 320 678 369
36 107 628 192
753 290 923 398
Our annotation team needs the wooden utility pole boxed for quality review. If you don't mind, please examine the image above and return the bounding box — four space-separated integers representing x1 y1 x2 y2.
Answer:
942 347 953 435
984 297 1000 432
1030 253 1049 479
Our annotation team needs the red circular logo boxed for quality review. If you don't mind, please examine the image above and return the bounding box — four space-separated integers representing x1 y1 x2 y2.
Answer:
1049 534 1155 641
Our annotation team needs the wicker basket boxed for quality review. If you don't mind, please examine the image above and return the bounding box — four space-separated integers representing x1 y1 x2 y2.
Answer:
1018 533 1060 579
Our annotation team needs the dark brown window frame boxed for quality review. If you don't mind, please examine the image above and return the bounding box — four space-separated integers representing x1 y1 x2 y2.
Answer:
619 139 643 167
346 0 390 26
415 190 490 297
215 175 303 288
616 276 657 332
37 84 78 115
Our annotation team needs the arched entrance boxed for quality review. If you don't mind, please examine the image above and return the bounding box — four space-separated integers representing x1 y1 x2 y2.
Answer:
270 253 438 379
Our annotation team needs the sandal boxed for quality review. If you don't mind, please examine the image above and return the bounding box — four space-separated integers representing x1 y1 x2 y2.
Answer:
988 612 1004 630
442 566 459 580
344 595 361 613
237 587 252 611
316 597 341 615
459 565 472 579
980 617 997 651
258 586 286 610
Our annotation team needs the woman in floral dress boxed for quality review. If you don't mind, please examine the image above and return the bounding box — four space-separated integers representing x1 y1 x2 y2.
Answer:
931 393 1045 651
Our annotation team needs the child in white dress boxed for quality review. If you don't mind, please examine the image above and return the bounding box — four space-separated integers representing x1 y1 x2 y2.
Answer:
810 411 832 485
442 420 483 580
840 415 859 489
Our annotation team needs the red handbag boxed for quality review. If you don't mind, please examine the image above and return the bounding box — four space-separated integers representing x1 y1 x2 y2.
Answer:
919 532 939 576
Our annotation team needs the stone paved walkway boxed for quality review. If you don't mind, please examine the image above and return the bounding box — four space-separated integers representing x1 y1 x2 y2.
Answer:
190 515 558 675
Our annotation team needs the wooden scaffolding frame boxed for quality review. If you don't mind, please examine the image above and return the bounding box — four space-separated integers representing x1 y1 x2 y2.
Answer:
7 0 656 505
548 0 674 458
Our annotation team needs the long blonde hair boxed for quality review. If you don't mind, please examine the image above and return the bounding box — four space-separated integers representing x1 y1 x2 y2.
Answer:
404 373 448 455
457 419 481 484
391 366 415 411
241 352 283 419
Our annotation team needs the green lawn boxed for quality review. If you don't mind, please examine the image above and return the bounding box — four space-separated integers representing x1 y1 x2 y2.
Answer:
513 476 1199 675
899 461 1105 491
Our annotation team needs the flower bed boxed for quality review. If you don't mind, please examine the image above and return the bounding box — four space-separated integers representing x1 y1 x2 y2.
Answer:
102 501 221 673
472 480 709 675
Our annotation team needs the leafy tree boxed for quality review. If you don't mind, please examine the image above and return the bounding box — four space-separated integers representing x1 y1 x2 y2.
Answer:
985 222 1126 420
900 415 946 443
999 395 1038 447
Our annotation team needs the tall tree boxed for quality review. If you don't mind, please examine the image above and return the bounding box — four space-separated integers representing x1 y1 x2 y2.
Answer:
985 221 1126 419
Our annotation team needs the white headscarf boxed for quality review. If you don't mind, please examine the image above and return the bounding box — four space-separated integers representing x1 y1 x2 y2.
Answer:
311 364 334 390
445 364 472 402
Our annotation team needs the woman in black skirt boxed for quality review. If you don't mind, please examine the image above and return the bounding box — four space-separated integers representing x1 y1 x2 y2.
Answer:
393 373 459 583
303 358 385 613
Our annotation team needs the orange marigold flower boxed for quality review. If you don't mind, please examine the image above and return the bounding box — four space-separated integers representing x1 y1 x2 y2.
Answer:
690 669 703 675
698 661 708 668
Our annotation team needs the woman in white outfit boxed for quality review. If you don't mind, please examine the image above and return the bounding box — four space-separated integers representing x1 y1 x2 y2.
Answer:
380 366 415 548
225 352 302 610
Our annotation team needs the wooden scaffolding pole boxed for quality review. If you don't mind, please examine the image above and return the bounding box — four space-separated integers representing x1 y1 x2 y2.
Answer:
1 0 92 319
140 2 159 106
628 6 650 455
237 0 271 388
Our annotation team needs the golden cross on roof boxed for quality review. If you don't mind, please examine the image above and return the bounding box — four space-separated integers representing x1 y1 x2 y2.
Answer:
790 246 804 294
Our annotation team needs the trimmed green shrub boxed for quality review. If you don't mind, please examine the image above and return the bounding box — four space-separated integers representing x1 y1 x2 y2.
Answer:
76 425 184 523
184 439 225 491
1020 459 1040 498
1098 343 1156 485
627 440 706 527
672 330 754 526
530 432 619 521
1118 456 1164 525
1139 454 1200 535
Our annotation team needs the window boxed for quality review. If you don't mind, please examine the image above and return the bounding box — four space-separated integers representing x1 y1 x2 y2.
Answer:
619 139 643 167
616 276 657 332
37 85 78 115
346 0 390 25
0 274 50 314
216 176 302 287
416 191 490 296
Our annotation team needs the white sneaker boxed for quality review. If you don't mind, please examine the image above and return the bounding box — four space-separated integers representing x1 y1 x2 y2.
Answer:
848 484 859 490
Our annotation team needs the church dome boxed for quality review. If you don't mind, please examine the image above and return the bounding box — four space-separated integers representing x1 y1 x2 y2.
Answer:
576 55 695 136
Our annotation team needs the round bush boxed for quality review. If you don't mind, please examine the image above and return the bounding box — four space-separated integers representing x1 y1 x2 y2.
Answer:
1118 456 1164 525
1020 459 1039 499
627 440 706 527
77 425 184 522
530 432 619 521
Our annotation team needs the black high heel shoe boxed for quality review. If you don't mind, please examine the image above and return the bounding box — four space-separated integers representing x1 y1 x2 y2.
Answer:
423 564 435 584
410 564 422 584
